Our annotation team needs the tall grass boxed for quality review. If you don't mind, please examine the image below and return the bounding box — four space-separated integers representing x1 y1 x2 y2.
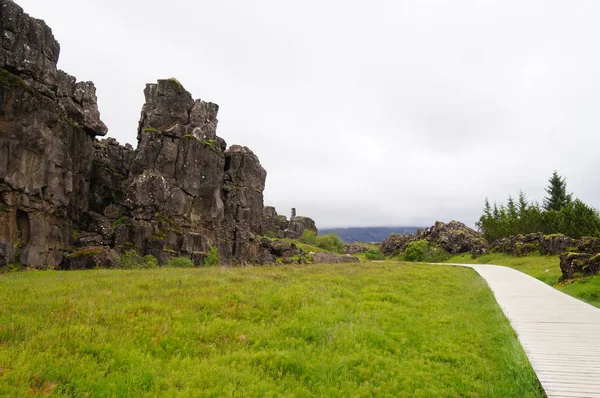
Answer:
0 263 542 396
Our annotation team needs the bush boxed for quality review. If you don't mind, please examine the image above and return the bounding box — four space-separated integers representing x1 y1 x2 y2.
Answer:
300 230 318 245
316 233 345 254
299 230 344 254
168 257 194 267
404 240 428 262
120 250 159 269
365 248 385 260
203 246 221 266
403 240 450 263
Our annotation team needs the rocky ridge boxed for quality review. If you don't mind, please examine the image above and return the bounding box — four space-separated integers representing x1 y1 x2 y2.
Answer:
0 0 269 268
380 220 489 257
261 206 318 239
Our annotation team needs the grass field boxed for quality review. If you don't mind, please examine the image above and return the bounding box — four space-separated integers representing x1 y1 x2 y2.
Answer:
0 262 543 397
446 253 600 308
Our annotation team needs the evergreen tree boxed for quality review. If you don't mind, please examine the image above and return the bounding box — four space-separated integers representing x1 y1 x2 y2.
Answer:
517 190 528 216
543 171 571 211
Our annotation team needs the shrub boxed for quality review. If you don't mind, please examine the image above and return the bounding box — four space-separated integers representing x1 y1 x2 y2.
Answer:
168 257 194 267
300 230 318 245
404 240 428 262
403 240 450 263
365 248 385 260
120 250 158 269
316 233 345 254
203 246 221 266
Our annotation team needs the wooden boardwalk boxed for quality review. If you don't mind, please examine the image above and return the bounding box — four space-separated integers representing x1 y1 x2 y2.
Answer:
446 263 600 398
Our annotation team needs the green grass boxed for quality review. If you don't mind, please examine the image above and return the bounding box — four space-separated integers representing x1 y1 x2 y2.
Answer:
0 263 543 397
446 253 600 308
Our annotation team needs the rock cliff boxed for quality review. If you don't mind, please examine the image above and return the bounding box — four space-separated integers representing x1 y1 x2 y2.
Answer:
0 0 268 267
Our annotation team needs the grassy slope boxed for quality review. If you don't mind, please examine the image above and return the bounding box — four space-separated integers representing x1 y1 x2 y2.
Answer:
0 263 542 397
446 253 600 308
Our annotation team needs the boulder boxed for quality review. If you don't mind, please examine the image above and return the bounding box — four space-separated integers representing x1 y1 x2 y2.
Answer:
380 233 410 255
61 246 120 270
559 252 595 280
539 234 574 255
344 243 370 254
312 252 360 264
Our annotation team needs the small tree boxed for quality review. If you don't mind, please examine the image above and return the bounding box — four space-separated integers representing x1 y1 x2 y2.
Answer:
543 171 571 212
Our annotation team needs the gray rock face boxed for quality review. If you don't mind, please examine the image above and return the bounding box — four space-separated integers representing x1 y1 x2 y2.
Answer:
0 0 269 267
0 0 107 268
261 206 318 239
381 221 488 256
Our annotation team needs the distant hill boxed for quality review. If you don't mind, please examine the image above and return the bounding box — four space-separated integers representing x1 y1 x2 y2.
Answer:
319 227 421 243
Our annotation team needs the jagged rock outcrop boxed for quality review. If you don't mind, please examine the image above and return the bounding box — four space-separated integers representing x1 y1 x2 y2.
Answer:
490 233 600 258
344 243 369 254
0 0 107 267
490 233 544 257
559 252 600 280
381 221 488 256
0 0 269 267
261 206 318 239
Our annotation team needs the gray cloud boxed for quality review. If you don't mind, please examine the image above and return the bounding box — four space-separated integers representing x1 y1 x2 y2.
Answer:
18 0 600 228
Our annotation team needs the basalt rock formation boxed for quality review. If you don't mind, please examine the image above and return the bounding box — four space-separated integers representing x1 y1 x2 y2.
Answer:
261 206 318 239
0 0 268 268
381 220 489 257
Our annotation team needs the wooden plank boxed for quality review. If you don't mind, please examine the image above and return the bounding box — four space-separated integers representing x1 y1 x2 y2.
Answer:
439 263 600 398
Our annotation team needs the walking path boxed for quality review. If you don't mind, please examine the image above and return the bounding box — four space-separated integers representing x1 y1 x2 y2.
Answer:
445 263 600 398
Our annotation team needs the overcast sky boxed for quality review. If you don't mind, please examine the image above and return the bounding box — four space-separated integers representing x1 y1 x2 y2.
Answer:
17 0 600 228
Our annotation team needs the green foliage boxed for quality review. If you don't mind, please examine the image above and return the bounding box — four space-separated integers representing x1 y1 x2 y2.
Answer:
201 139 216 150
203 246 220 266
167 257 194 268
299 230 344 254
543 171 572 212
299 229 318 245
403 240 450 262
120 250 158 269
0 67 32 91
315 233 345 254
62 117 82 129
143 127 163 134
112 216 129 230
66 247 103 259
477 172 600 242
167 77 184 89
364 248 385 260
404 240 429 262
0 263 543 396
